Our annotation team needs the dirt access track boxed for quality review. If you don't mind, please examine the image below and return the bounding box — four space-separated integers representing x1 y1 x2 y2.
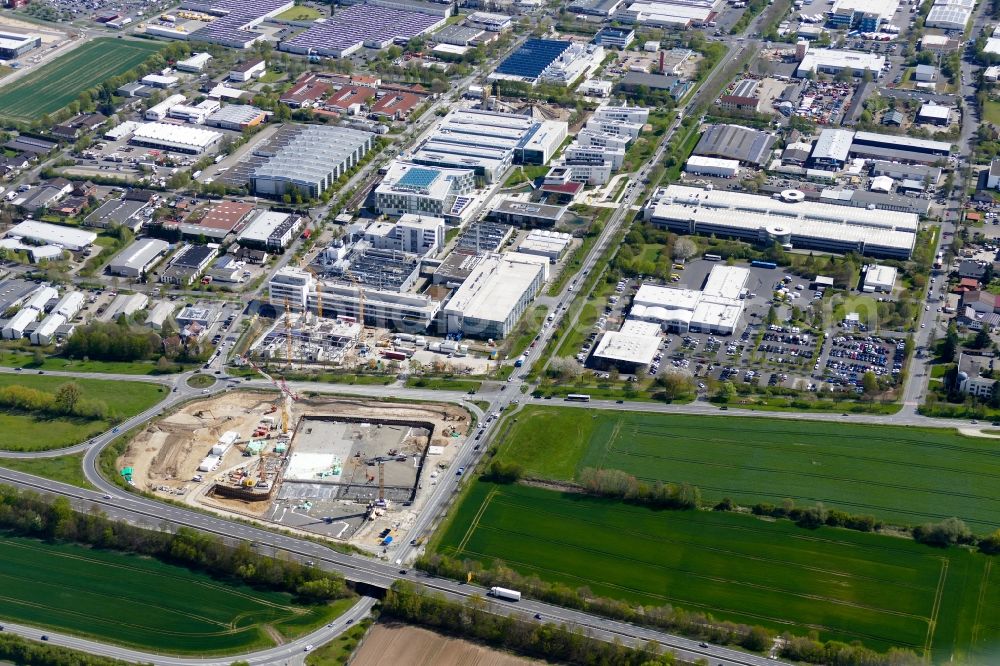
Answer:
117 390 471 508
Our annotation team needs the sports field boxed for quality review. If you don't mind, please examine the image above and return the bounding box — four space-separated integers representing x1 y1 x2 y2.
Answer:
0 374 165 451
0 535 349 654
496 407 1000 531
437 482 997 662
0 39 162 122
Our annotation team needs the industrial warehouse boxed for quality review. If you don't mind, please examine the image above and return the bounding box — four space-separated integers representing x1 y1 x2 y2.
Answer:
644 185 918 259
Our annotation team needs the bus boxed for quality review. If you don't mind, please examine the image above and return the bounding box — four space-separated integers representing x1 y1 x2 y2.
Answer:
565 394 591 402
703 253 722 261
750 260 778 269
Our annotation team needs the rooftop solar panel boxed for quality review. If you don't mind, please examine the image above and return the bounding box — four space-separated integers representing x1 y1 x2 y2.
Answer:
495 38 571 79
281 3 442 55
397 167 441 190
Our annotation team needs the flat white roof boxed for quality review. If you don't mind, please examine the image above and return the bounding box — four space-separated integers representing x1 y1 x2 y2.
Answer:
433 43 469 55
133 122 222 149
623 1 714 21
865 263 897 287
239 211 290 243
686 155 740 170
798 48 885 73
592 330 660 365
634 283 701 311
702 265 750 300
918 103 951 120
649 185 918 253
619 319 662 337
446 253 543 323
692 299 742 331
7 220 96 250
831 0 898 20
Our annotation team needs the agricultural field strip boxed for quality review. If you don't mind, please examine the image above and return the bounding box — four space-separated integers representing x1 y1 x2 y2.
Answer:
0 539 304 626
503 409 1000 528
0 40 160 120
0 537 312 651
444 489 939 647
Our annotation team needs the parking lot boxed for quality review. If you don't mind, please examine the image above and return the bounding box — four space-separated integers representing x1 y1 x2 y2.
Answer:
570 256 912 399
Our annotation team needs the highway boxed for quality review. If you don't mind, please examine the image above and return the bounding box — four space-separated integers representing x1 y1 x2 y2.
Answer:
0 5 978 665
0 466 785 666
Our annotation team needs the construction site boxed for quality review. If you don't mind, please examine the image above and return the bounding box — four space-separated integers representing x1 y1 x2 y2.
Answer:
117 383 472 548
246 304 494 374
250 311 363 365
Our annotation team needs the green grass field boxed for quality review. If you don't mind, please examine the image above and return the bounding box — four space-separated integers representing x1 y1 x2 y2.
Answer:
0 349 183 375
496 407 1000 531
0 452 92 488
0 374 165 451
275 5 323 19
0 39 162 122
0 534 351 654
437 482 996 662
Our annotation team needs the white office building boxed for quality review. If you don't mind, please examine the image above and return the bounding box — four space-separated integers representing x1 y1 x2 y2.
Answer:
863 264 897 292
145 94 187 121
131 123 223 154
374 161 477 221
644 185 917 259
410 109 567 182
628 265 749 335
443 252 548 339
796 49 885 78
364 215 446 256
268 267 440 331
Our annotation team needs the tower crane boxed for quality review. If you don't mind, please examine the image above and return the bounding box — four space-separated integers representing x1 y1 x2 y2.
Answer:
344 269 367 346
283 296 293 368
240 354 299 434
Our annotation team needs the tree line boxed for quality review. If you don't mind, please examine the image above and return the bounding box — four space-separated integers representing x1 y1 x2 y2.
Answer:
578 468 701 509
0 633 152 666
383 580 677 666
0 381 110 421
415 551 921 666
0 485 350 602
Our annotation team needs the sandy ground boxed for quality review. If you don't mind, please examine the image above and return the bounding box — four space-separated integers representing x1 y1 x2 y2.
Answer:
352 624 543 666
0 15 67 43
958 428 1000 439
118 390 472 542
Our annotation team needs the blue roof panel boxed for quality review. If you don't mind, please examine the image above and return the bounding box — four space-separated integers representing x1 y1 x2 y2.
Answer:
495 38 571 79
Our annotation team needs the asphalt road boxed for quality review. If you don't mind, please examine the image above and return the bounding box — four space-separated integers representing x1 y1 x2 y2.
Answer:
0 466 785 666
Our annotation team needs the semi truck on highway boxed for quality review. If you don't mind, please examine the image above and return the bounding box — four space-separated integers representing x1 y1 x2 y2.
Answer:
489 586 522 601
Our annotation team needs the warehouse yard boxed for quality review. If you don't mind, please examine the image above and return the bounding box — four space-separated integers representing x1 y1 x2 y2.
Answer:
0 38 162 122
495 407 1000 532
435 482 991 662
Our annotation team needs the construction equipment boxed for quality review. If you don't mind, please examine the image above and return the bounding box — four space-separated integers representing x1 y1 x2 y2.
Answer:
240 354 299 435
